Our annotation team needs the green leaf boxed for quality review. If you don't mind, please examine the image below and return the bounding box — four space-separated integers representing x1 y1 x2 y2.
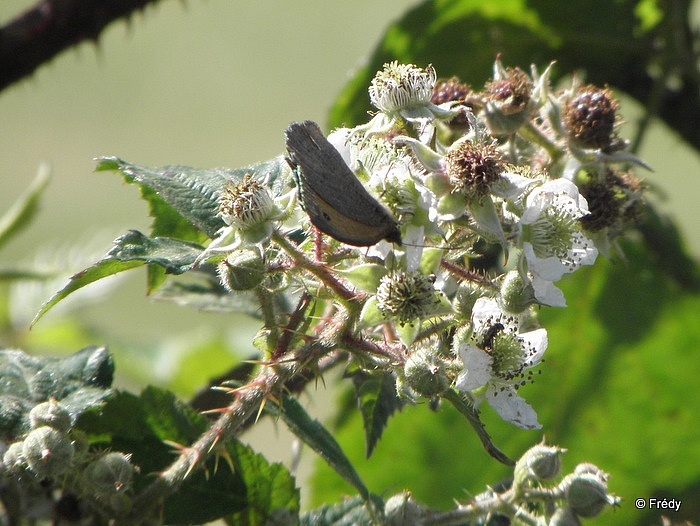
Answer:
0 162 50 250
164 439 299 525
358 296 384 328
396 321 420 347
470 195 508 256
0 346 113 438
31 231 204 325
300 495 378 526
77 388 206 455
96 156 290 240
271 395 370 501
219 441 300 526
338 264 387 293
418 248 444 275
352 371 404 458
106 230 204 272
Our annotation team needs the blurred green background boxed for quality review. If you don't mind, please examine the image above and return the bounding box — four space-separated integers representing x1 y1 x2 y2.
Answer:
2 1 700 524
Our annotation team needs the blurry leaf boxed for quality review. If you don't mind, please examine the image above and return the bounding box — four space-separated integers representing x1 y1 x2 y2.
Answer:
338 264 386 293
164 449 250 523
151 279 293 318
31 230 203 325
0 162 50 250
166 337 245 398
0 346 113 438
270 395 370 501
352 371 404 458
96 156 290 240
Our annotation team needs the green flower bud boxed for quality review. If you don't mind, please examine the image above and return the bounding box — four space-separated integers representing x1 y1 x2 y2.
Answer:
29 399 71 433
83 452 134 500
3 441 27 474
22 426 74 478
563 470 618 518
514 441 565 489
574 462 607 479
384 491 425 526
403 348 451 398
453 282 489 317
217 249 265 291
499 270 535 314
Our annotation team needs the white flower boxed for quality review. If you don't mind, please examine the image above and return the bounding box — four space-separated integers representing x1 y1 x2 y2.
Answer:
455 298 547 430
358 62 458 136
520 179 598 282
369 61 438 118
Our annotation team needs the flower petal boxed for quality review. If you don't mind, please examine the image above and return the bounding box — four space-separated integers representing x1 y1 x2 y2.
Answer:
456 346 492 391
486 385 541 430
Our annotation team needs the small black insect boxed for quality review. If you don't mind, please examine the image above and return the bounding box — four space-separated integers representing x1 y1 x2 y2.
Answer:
481 323 505 350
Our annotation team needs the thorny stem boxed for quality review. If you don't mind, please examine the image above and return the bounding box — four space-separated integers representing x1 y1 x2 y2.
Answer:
272 291 313 360
440 259 498 289
341 332 405 365
118 376 271 524
118 323 350 524
422 486 539 526
272 230 359 307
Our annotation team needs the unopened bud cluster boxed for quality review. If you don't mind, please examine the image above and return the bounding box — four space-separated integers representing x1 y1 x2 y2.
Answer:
455 442 619 524
1 399 135 516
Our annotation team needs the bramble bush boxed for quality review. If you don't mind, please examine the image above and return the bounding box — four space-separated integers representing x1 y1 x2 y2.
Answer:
2 2 699 525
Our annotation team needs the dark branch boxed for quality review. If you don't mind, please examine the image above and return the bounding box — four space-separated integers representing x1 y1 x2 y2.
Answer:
0 0 167 92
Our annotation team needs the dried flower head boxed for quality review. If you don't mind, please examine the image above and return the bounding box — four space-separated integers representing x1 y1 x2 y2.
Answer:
445 141 506 199
484 67 533 116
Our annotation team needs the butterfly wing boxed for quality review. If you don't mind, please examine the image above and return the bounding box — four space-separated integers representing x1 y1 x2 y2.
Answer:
285 120 401 246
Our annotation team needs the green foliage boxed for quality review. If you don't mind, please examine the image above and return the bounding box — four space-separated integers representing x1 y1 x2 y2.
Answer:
329 0 666 130
268 395 370 501
0 163 50 251
351 370 404 458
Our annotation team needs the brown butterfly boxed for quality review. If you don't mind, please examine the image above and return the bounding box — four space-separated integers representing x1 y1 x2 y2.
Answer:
285 120 402 247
